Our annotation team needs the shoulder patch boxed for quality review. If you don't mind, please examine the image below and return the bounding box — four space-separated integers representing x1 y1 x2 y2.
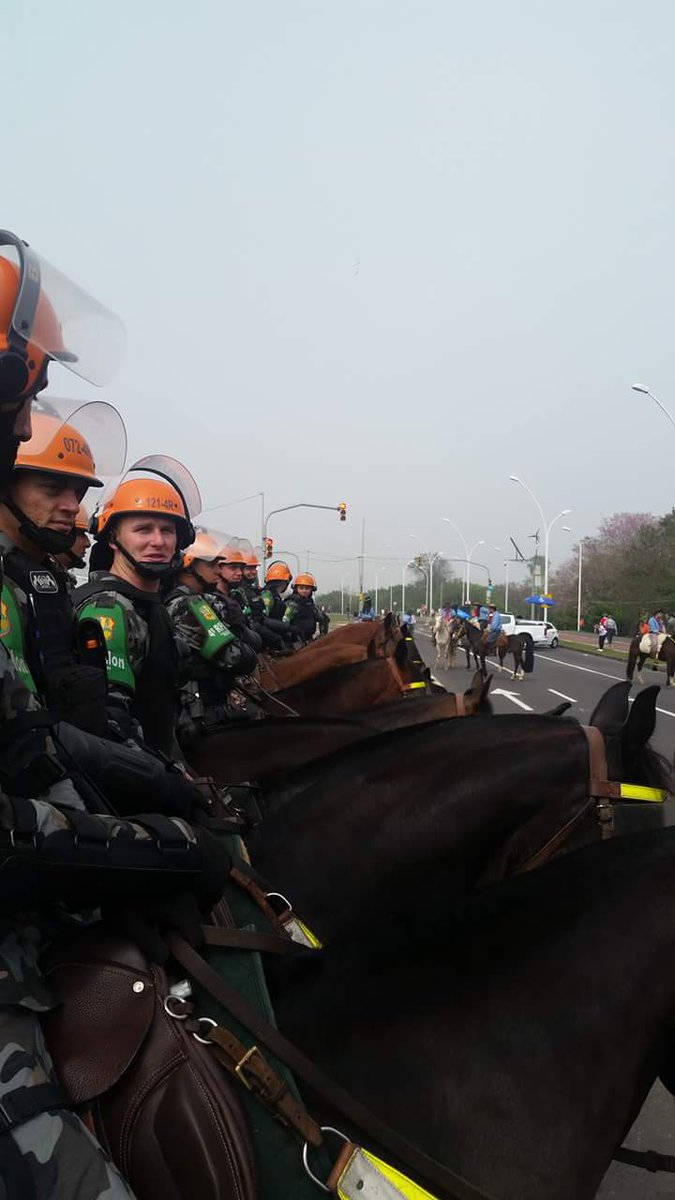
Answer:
29 570 58 594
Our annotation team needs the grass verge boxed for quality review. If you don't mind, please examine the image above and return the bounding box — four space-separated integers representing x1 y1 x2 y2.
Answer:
558 639 667 674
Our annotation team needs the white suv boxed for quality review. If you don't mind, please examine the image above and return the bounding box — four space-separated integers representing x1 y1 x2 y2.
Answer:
499 614 559 648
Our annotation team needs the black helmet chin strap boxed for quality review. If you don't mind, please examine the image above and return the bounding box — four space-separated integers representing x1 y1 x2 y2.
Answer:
63 548 86 570
186 562 215 591
2 494 76 555
112 537 180 581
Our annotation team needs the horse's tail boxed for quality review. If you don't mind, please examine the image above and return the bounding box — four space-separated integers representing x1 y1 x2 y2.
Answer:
521 633 534 674
626 638 638 681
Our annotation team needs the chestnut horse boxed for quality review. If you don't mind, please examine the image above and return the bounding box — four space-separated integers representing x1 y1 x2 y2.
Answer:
270 633 436 717
257 615 401 692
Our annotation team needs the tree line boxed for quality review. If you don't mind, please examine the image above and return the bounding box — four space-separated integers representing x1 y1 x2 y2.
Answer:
549 511 675 635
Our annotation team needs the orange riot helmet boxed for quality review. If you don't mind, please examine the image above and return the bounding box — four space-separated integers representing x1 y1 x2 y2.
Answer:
183 529 222 570
91 456 201 581
218 540 246 566
14 412 104 489
5 399 126 556
0 230 125 404
265 561 292 585
243 549 260 568
294 573 317 591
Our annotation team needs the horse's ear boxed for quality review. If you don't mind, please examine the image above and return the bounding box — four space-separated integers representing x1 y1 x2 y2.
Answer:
589 681 632 735
383 613 393 635
622 685 659 755
394 637 408 669
544 701 572 717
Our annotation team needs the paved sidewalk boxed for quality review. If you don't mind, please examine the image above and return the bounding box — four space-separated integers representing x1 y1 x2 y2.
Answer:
560 629 632 653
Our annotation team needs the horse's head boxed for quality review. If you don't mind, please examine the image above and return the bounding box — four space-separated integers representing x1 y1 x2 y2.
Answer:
590 681 672 792
464 670 493 715
393 629 437 694
368 613 401 659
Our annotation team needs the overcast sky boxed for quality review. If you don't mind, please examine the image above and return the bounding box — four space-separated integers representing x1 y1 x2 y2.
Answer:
4 1 675 593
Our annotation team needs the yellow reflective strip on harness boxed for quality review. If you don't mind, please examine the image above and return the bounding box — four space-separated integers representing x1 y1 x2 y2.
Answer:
283 915 323 950
404 682 427 691
619 784 667 803
336 1146 439 1200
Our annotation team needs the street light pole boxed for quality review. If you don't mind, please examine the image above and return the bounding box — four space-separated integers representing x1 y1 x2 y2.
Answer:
374 566 387 614
466 539 485 605
263 501 347 546
443 518 470 604
428 551 441 612
632 384 675 431
509 475 570 617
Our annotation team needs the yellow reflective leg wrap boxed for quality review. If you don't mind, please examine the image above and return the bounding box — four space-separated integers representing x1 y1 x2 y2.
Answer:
335 1147 439 1200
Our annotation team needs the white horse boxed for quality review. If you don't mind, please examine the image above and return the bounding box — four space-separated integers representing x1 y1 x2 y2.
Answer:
433 612 453 669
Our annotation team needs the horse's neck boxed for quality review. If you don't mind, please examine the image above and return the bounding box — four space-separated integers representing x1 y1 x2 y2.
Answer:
275 828 675 1200
250 718 589 942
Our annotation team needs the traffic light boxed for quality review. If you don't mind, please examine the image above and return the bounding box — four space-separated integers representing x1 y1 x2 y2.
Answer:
264 537 274 559
338 502 347 522
414 554 422 568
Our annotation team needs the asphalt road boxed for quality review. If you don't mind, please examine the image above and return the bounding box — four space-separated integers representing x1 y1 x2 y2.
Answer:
416 630 675 1198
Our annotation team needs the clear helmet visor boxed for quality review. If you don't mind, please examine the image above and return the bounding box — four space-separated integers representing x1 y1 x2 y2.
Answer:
18 397 127 487
0 232 126 387
126 455 202 520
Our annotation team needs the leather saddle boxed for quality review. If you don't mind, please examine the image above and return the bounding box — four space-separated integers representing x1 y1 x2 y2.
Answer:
41 928 257 1200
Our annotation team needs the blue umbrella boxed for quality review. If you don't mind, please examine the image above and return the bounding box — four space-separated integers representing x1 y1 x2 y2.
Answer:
525 595 557 607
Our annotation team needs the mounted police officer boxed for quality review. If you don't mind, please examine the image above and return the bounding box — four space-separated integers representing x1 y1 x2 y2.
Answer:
283 572 320 645
58 501 91 584
0 228 233 1199
165 529 258 745
234 543 286 651
214 538 263 651
260 560 296 646
0 402 125 735
74 458 199 758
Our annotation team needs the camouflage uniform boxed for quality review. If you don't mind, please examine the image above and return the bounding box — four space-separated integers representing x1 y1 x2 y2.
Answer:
283 592 320 645
0 627 219 1197
73 573 191 757
166 586 258 737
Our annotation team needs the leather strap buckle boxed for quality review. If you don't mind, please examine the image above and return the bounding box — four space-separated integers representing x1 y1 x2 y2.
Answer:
234 1044 262 1091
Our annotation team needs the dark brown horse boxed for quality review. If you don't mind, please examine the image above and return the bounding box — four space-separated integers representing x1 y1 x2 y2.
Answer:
186 673 492 785
460 618 534 680
272 826 675 1200
247 682 668 944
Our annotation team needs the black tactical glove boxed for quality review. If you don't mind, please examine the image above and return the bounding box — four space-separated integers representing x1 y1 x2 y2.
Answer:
46 665 110 737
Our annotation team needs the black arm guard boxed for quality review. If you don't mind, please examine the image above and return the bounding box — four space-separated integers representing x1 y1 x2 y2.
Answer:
55 723 206 819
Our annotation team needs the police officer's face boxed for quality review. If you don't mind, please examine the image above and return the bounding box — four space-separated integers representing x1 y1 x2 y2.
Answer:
296 585 313 599
219 561 242 585
73 529 91 558
242 566 258 582
10 470 83 532
194 558 220 586
115 516 177 562
13 398 33 443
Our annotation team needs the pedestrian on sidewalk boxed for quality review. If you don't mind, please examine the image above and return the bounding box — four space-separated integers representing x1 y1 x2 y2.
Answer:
604 614 617 646
595 619 607 652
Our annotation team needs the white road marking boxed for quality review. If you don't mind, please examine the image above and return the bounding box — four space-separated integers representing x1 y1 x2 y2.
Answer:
491 688 533 712
548 688 577 703
534 653 626 682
